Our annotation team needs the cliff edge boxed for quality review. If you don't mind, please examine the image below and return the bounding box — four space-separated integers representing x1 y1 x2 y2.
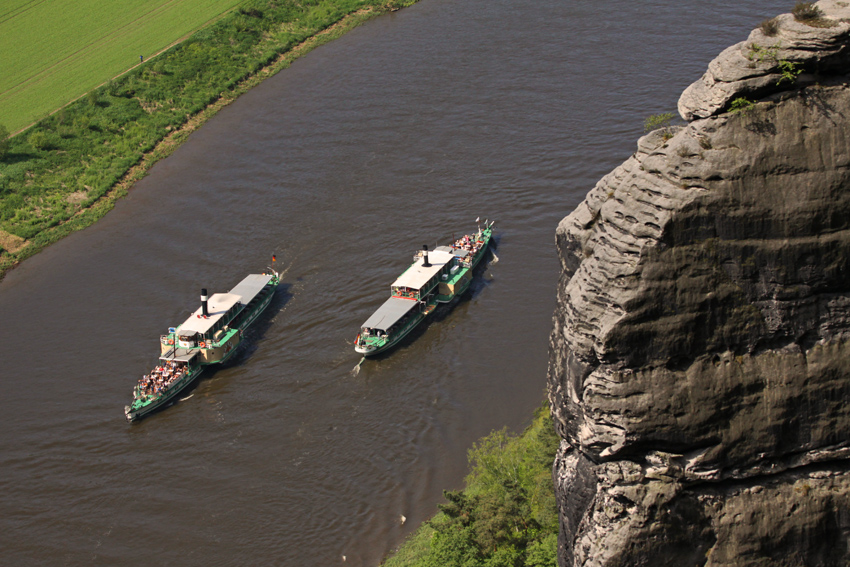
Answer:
548 2 850 565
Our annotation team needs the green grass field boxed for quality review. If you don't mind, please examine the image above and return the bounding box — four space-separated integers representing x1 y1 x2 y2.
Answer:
0 0 414 277
0 0 244 132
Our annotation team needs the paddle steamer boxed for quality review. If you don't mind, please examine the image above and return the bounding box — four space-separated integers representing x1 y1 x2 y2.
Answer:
125 270 280 421
354 220 494 356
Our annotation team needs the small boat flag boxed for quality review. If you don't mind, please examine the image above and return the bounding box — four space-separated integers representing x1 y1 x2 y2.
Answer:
272 254 276 262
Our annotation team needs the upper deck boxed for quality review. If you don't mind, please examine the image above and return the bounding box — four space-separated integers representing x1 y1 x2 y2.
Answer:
176 273 274 338
391 250 455 292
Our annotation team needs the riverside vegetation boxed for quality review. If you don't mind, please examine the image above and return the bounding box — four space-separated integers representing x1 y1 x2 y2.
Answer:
384 404 559 567
0 0 416 279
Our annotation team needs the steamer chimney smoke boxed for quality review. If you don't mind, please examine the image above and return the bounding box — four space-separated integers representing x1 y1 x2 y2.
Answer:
422 245 430 267
201 288 209 317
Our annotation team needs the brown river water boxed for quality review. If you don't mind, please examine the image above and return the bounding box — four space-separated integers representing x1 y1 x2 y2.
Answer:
0 0 778 564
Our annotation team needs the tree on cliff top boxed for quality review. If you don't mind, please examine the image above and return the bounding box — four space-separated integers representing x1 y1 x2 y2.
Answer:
644 112 676 140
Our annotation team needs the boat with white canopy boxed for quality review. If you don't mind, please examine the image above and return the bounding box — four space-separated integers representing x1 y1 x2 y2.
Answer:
355 220 494 356
125 269 280 421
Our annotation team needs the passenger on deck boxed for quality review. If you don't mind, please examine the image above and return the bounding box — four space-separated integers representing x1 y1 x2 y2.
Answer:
135 359 191 402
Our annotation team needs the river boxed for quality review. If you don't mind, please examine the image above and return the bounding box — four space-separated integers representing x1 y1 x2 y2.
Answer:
0 0 778 564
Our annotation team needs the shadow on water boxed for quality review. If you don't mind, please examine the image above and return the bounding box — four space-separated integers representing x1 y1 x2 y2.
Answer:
365 311 434 362
129 282 292 423
463 250 498 302
224 282 293 366
363 247 498 362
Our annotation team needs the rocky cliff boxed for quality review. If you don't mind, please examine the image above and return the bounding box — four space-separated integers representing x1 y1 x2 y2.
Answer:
548 2 850 565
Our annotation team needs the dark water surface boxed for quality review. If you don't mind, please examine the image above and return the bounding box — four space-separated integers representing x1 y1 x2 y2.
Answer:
1 1 778 564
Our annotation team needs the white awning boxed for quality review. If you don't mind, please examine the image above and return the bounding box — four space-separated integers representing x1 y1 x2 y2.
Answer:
178 293 242 335
173 274 274 336
391 250 454 290
361 296 419 331
229 274 274 304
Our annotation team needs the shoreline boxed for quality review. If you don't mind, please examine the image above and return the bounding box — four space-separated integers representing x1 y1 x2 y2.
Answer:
381 403 559 566
0 2 412 282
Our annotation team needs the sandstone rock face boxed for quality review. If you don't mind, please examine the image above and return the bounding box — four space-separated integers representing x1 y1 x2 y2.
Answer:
679 1 850 121
549 3 850 565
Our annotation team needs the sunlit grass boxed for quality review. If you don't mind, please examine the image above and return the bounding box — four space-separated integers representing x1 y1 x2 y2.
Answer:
0 0 242 132
0 0 414 277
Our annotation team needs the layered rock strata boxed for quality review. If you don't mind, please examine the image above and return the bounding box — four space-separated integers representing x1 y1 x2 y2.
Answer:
549 2 850 564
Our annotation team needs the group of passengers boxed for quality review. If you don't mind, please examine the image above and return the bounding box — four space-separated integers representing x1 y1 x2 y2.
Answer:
135 360 187 401
452 232 482 263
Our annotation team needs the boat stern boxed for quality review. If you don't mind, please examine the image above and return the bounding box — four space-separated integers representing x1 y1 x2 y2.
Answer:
355 332 387 356
354 343 376 355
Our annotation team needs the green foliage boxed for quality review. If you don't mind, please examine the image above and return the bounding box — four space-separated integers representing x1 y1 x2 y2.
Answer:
385 525 436 566
729 97 756 114
644 112 674 133
776 59 803 85
644 112 676 141
792 2 823 22
524 534 558 567
425 523 481 567
0 124 9 159
27 130 54 151
747 42 778 63
387 0 420 8
384 404 559 567
746 41 803 86
759 17 779 36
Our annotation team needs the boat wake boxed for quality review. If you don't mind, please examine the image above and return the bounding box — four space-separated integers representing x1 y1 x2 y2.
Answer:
270 254 297 280
351 357 366 376
490 249 499 264
179 394 194 402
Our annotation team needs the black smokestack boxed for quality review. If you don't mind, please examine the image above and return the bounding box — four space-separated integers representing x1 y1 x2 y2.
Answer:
201 288 209 317
422 244 431 267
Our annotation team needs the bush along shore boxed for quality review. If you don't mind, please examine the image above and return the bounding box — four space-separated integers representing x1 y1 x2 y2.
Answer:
0 0 417 280
384 404 560 567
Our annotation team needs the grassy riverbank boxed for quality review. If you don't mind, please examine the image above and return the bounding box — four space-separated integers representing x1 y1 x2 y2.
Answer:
0 0 416 280
383 404 560 567
0 0 243 133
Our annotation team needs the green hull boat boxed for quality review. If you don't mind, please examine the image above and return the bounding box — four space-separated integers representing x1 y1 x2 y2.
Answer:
354 220 494 357
125 269 280 422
